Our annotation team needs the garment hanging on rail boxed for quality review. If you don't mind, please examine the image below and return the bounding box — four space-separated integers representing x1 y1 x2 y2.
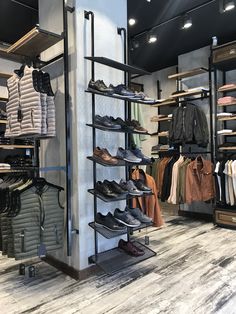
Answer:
5 65 56 138
215 159 236 206
169 103 209 147
0 175 64 260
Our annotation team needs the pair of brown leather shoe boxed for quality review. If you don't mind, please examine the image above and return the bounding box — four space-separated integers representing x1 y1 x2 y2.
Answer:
93 147 118 165
118 239 145 257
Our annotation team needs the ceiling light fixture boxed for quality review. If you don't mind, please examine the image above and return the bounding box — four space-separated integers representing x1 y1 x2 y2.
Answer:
146 0 151 2
182 14 192 29
148 32 157 43
223 0 235 11
129 18 136 26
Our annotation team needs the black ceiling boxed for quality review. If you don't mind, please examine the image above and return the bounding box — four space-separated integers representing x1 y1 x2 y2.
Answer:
128 0 236 72
0 0 38 44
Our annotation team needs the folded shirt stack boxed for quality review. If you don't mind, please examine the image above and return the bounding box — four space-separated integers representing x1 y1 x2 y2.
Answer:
0 163 11 170
218 96 236 105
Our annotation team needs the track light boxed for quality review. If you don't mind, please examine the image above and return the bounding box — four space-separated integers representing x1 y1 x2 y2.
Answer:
147 31 157 43
182 14 192 29
224 0 235 11
129 18 136 26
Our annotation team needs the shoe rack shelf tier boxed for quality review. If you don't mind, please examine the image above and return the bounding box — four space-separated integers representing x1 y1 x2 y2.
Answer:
86 123 151 135
88 221 153 239
87 156 152 167
88 189 153 203
88 241 156 276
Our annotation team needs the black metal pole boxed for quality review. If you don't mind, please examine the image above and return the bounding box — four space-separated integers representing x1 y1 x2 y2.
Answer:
85 11 98 260
63 0 73 256
213 65 218 161
208 57 214 162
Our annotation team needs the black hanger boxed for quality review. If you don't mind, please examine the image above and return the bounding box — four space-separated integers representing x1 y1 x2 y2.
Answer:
19 177 64 194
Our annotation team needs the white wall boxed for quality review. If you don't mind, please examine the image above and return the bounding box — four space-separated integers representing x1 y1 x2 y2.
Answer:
39 0 127 270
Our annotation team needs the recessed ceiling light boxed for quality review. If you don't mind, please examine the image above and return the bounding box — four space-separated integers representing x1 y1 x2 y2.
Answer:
148 32 157 43
129 18 136 26
147 0 151 2
182 14 192 29
224 0 235 11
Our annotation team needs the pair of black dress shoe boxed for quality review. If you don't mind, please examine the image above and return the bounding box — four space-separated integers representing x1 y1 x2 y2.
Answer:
95 180 128 198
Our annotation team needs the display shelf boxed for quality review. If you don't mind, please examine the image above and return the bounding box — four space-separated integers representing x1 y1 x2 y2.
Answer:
217 116 236 121
152 99 177 107
170 89 209 99
88 189 153 203
7 27 63 58
88 241 156 275
150 132 168 137
219 147 236 151
85 89 159 106
86 123 150 135
87 156 153 167
0 144 34 149
0 167 36 173
0 72 11 79
0 119 7 124
0 96 8 102
218 101 236 107
150 117 172 122
85 56 150 75
168 67 208 80
218 86 236 93
218 132 236 136
88 221 153 239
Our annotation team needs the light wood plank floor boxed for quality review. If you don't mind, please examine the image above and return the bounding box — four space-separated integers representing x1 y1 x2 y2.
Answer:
1 216 236 314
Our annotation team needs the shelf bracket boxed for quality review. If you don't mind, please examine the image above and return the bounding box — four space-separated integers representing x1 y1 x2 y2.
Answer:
66 5 75 13
71 229 79 235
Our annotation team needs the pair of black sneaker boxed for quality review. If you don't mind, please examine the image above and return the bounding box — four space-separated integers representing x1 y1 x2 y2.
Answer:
95 180 128 198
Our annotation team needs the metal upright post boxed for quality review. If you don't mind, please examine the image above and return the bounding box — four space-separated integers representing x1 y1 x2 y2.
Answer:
208 57 214 162
84 10 98 260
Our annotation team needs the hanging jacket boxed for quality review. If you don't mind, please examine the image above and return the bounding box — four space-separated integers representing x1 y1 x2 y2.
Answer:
169 103 209 147
131 169 164 227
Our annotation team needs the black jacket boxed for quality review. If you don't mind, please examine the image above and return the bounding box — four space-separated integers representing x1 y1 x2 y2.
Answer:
169 103 209 147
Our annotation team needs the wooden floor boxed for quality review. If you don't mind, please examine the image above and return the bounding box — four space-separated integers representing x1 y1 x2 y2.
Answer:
1 216 236 314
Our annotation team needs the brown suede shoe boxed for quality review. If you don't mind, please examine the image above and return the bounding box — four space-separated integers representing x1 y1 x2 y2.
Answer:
93 147 118 165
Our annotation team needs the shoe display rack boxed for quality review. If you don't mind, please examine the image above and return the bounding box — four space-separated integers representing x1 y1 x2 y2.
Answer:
84 11 156 275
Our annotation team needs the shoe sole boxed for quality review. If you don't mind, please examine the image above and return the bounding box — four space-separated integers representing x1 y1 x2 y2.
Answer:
128 191 144 196
93 123 121 130
123 158 142 163
114 218 141 228
95 222 126 232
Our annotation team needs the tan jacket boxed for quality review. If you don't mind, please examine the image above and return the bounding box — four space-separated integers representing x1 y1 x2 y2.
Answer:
132 169 164 227
185 157 215 204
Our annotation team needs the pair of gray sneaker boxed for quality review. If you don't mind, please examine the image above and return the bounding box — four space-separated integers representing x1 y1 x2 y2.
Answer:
116 147 142 163
119 179 143 196
114 206 152 227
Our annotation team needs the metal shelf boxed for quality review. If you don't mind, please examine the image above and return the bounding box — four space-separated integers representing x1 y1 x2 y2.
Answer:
88 189 153 203
87 156 153 167
168 67 208 80
85 89 159 106
89 241 156 275
86 123 150 135
88 221 153 239
85 56 150 75
6 27 63 58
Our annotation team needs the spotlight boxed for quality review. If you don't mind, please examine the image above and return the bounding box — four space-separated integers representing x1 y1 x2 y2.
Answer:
224 0 235 11
148 34 157 43
129 18 136 26
182 14 192 29
147 0 151 2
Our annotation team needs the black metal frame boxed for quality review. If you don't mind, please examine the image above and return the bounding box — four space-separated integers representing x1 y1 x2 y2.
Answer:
84 12 157 274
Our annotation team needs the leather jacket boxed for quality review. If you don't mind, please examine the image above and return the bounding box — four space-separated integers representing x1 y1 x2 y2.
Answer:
169 103 209 147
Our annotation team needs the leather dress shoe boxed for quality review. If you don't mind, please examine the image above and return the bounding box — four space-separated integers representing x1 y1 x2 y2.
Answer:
104 180 128 195
118 239 145 257
95 181 118 198
126 120 148 133
133 179 152 193
109 84 135 98
95 212 126 232
94 115 121 129
88 79 114 94
110 117 134 132
93 147 118 165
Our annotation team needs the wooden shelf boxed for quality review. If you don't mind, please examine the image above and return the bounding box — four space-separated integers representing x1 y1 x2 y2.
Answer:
0 144 34 149
217 116 236 121
151 117 172 122
218 132 236 136
0 119 7 124
152 99 177 107
219 147 236 151
0 72 11 79
6 27 63 58
168 67 208 80
170 89 209 99
150 132 169 137
0 96 8 102
218 101 236 107
218 86 236 93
